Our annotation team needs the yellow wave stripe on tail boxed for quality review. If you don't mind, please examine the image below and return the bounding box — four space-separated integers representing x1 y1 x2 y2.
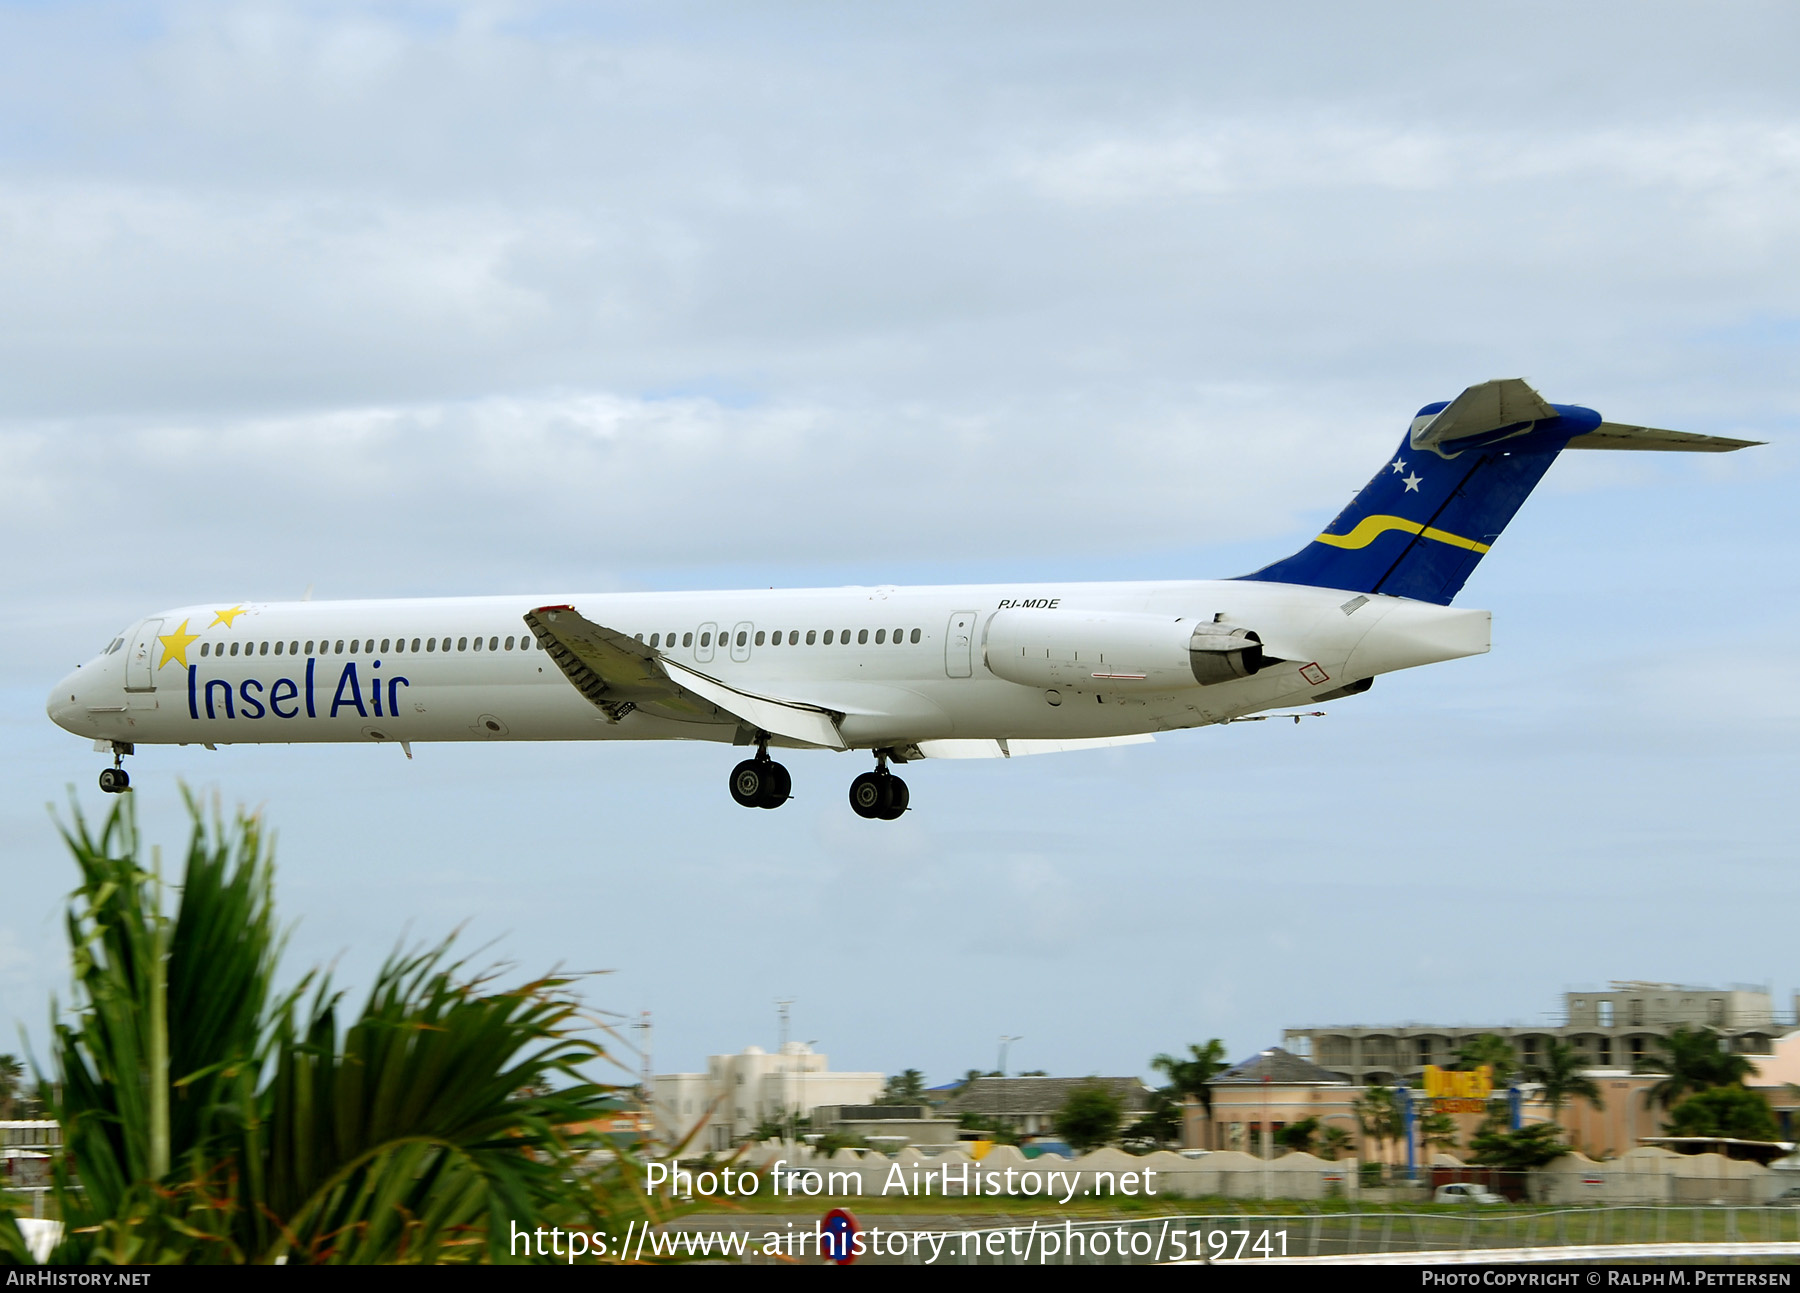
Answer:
1312 514 1491 554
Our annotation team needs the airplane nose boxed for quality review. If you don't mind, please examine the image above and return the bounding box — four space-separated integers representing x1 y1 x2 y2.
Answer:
47 668 85 734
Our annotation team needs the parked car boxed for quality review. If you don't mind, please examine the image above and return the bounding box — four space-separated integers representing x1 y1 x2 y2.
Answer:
1772 1186 1800 1207
1434 1182 1505 1205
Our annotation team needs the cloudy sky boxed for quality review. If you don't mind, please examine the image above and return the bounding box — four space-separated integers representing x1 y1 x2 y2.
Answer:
2 2 1796 1087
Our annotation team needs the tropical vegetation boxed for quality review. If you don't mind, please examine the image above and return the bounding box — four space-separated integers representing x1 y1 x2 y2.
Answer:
1273 1117 1318 1156
0 1055 23 1120
1150 1039 1228 1147
1353 1084 1405 1159
1639 1026 1755 1108
1318 1125 1353 1161
1419 1110 1460 1157
1454 1034 1518 1085
1122 1088 1182 1150
1053 1083 1124 1154
876 1069 927 1105
1523 1038 1604 1116
1664 1086 1780 1142
1468 1121 1571 1171
0 791 663 1265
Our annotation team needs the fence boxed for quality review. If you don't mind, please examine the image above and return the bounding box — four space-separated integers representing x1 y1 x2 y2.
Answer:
698 1206 1800 1265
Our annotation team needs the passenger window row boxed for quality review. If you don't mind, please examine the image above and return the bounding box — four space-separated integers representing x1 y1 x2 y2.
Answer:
194 623 924 660
198 635 539 658
640 628 925 649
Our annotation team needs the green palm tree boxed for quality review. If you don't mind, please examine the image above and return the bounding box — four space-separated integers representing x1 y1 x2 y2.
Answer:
1318 1125 1353 1161
1639 1026 1753 1109
1454 1034 1518 1086
1151 1040 1229 1132
1419 1110 1460 1157
0 791 659 1265
1525 1038 1604 1117
880 1069 927 1103
0 1054 22 1120
1354 1084 1405 1159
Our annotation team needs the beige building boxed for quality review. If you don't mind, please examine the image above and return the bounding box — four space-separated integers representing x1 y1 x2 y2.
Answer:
1285 981 1791 1087
1749 1028 1800 1142
1183 1047 1773 1164
1186 1048 1370 1157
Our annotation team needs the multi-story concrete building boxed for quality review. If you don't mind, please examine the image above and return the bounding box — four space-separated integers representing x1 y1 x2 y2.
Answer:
653 1043 883 1153
1285 982 1792 1087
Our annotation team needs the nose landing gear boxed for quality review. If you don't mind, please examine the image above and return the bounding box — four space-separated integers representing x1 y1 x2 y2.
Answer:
728 735 791 809
98 742 133 794
849 753 908 821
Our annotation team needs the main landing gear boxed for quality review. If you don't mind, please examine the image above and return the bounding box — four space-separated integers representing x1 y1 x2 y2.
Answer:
98 742 132 794
849 754 908 821
729 738 791 810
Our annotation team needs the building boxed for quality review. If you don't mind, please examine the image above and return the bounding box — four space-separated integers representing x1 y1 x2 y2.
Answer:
1190 1047 1362 1156
810 1104 959 1148
940 1076 1155 1139
653 1043 883 1153
1749 1028 1800 1141
1285 982 1793 1087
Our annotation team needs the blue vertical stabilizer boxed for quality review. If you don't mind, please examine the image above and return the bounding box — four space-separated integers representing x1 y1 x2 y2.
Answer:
1239 380 1606 605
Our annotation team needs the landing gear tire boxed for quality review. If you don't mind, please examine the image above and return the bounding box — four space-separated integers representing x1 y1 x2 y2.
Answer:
98 767 130 794
850 770 907 820
730 758 791 809
730 759 767 808
759 761 791 809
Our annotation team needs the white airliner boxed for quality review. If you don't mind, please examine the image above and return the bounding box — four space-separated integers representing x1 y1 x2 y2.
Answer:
48 380 1757 818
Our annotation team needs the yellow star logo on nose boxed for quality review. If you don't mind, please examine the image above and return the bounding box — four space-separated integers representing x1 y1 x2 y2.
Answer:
211 605 248 628
158 620 199 669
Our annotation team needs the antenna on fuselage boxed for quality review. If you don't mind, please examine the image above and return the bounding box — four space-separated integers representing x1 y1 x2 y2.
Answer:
301 583 314 602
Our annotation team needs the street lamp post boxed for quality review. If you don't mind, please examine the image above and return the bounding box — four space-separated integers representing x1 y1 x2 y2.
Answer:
998 1036 1022 1141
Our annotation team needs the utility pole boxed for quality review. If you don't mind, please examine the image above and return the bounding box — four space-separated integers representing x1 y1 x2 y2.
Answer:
999 1035 1022 1142
634 1010 654 1144
777 998 795 1147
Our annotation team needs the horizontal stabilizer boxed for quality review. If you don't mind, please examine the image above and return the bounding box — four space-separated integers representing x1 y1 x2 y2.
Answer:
914 735 1154 759
1565 422 1764 452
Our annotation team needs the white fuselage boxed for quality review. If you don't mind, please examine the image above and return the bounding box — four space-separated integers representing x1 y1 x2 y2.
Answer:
46 579 1491 754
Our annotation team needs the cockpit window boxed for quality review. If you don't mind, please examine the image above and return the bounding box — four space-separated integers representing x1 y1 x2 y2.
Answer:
104 637 125 655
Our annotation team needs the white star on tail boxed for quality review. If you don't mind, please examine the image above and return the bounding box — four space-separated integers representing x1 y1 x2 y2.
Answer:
1402 472 1423 492
1391 458 1407 474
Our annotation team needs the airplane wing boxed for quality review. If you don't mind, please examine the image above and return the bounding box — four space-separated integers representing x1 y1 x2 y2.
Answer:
909 735 1155 759
524 605 849 750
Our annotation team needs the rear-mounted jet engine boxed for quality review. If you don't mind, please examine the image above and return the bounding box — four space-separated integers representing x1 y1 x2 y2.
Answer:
982 609 1269 692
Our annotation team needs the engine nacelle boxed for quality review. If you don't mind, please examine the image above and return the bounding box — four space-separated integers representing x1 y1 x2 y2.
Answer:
982 609 1269 691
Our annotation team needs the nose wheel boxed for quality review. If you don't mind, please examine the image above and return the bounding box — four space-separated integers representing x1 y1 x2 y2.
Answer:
99 756 131 795
729 756 791 809
849 767 908 820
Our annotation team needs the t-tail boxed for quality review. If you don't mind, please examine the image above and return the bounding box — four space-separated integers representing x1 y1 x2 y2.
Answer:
1238 378 1761 605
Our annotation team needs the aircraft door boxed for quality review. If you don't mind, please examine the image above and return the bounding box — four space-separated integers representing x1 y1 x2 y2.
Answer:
125 619 163 691
696 622 718 664
730 621 753 663
945 611 977 678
